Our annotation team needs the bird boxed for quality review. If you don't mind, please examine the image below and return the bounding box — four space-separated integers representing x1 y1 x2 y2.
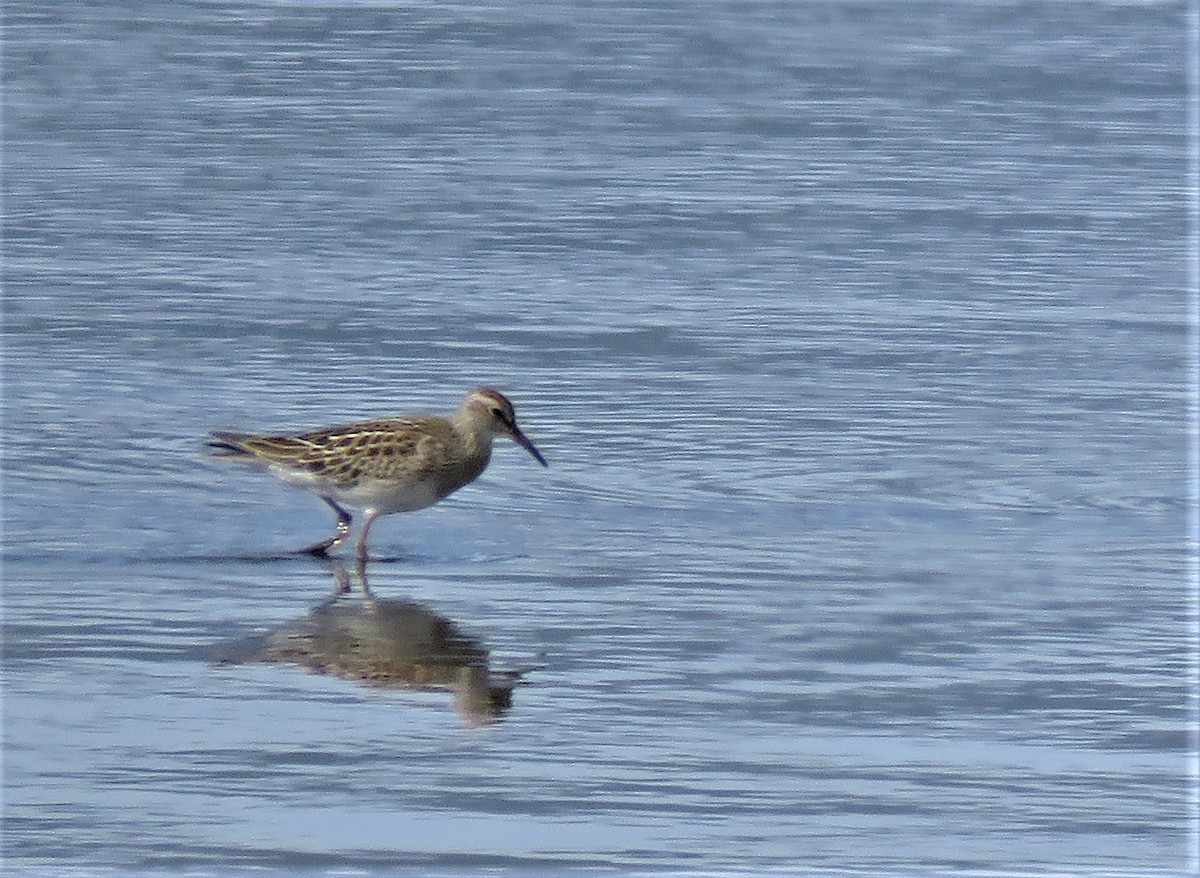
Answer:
207 386 547 563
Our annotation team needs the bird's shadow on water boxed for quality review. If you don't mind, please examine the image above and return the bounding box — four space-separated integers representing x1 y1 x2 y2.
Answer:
168 546 526 567
210 560 525 727
171 549 424 566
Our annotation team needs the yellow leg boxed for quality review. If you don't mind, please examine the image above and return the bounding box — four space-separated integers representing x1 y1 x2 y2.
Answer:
354 508 380 564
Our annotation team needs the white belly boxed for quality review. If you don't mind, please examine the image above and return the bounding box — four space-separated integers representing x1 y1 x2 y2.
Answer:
273 466 450 515
333 478 447 515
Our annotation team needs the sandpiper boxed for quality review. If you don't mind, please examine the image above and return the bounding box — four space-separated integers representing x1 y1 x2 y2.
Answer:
207 387 547 562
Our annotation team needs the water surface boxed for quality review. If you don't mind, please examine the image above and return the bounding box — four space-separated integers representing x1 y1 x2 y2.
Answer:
2 0 1196 874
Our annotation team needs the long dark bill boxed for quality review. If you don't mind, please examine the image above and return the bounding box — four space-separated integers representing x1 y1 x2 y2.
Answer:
511 426 548 467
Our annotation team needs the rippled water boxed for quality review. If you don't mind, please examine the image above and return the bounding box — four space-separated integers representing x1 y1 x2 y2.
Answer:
3 0 1196 875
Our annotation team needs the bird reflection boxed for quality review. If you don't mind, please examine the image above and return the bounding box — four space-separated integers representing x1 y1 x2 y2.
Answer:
214 561 519 726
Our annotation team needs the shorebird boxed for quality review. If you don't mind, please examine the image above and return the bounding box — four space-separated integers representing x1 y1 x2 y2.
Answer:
207 387 547 562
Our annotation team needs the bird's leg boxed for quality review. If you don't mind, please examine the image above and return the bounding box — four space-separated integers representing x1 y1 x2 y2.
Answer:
354 509 380 565
353 556 375 603
330 561 352 596
300 497 352 557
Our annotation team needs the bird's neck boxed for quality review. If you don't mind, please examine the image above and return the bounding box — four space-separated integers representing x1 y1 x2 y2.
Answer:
452 412 496 459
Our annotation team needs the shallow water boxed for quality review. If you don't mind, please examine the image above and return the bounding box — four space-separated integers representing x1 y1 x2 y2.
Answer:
2 0 1196 875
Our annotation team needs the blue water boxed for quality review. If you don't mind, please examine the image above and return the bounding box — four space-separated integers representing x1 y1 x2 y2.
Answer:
2 0 1197 875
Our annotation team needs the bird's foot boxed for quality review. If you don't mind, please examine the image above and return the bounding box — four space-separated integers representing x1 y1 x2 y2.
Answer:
299 539 339 557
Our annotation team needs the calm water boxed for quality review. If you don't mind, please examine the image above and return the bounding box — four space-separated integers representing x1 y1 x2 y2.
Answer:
2 0 1197 874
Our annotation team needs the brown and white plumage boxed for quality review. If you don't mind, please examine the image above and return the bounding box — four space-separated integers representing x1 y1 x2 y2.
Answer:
208 387 547 562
